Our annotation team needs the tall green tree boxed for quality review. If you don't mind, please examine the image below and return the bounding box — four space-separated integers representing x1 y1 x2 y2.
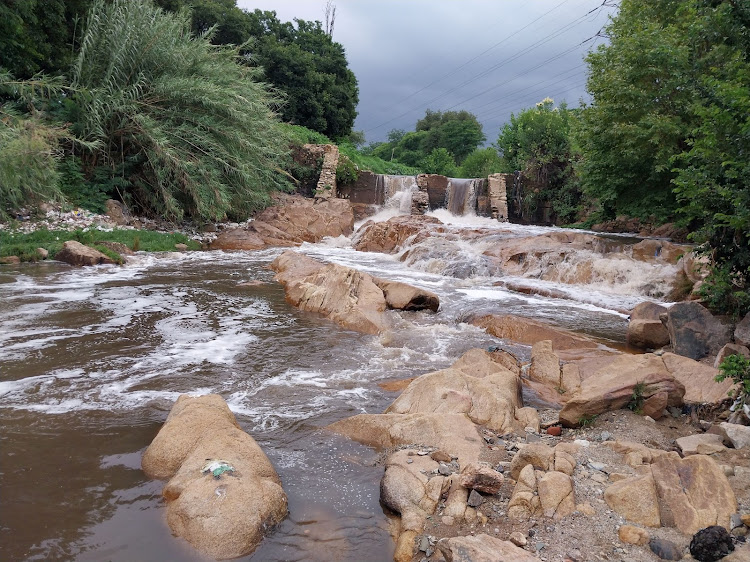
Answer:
70 0 290 221
578 0 750 315
576 0 690 221
497 99 580 223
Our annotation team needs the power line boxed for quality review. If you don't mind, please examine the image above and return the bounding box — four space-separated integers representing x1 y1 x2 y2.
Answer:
387 0 576 108
364 0 608 134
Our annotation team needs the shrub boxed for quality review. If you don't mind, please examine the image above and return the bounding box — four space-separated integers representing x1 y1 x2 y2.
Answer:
70 0 291 222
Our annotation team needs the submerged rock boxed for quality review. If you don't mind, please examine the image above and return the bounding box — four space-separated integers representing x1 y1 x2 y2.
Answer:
142 394 287 560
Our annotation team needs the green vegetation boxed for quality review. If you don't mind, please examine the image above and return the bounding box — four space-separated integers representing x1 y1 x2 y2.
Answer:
497 98 580 223
575 0 750 317
0 228 201 263
578 413 598 428
716 355 750 422
627 381 647 415
368 110 486 173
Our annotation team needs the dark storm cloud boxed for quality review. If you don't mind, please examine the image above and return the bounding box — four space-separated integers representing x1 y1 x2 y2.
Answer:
236 0 616 143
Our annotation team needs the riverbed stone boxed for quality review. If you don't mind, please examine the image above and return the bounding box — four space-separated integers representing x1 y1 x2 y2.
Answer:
372 278 439 312
619 525 650 546
714 343 750 368
661 352 733 405
459 462 504 494
604 470 662 527
509 443 554 480
675 433 726 456
142 394 287 560
628 319 671 350
55 240 116 266
326 412 482 465
651 454 737 535
718 422 750 449
470 314 599 351
353 214 444 254
508 464 542 520
437 534 538 562
538 471 575 520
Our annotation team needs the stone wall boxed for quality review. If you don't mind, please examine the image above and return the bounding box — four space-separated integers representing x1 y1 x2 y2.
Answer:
487 173 511 222
315 144 339 199
418 174 450 211
337 171 384 205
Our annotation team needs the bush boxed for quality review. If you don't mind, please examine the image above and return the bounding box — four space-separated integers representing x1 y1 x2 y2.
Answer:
335 154 358 185
0 109 64 218
70 0 291 222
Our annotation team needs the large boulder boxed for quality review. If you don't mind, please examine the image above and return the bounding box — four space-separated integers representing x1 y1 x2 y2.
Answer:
353 214 444 254
538 471 576 520
508 464 543 520
141 395 287 560
271 251 440 334
55 240 116 266
326 413 482 465
372 278 439 312
437 534 538 562
666 302 733 360
627 302 670 349
604 470 662 528
559 354 685 427
661 352 733 404
212 195 354 250
385 367 520 434
651 454 737 535
470 314 599 351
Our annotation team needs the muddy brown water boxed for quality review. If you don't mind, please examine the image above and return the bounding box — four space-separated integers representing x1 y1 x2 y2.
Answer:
0 218 674 560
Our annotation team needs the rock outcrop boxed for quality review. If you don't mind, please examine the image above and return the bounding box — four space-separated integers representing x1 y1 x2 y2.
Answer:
559 354 685 426
666 301 733 360
141 394 287 560
55 240 116 266
736 313 750 348
470 314 600 351
270 251 439 334
604 450 737 536
353 214 444 254
212 195 354 250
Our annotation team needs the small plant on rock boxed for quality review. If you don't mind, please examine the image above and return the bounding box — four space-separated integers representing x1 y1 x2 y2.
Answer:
716 354 750 424
628 381 647 414
578 414 598 428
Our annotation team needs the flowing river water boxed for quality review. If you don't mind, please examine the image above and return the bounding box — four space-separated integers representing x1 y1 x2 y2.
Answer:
0 208 682 561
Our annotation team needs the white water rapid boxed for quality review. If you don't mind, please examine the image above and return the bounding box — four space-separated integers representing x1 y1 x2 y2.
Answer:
0 203 684 561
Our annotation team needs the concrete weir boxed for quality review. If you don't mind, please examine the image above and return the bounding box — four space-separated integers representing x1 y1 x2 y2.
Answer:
337 170 511 220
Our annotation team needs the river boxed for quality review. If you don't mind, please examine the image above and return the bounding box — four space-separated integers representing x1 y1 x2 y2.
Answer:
0 209 681 561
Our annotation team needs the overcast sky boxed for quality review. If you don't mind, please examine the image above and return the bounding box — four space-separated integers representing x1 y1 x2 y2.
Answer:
235 0 617 144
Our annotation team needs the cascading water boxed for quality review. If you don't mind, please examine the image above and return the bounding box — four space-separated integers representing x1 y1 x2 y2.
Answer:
445 178 480 215
383 175 418 214
0 205 687 561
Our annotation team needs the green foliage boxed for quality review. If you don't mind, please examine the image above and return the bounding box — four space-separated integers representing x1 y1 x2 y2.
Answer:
457 147 503 179
371 110 486 173
0 227 200 262
70 0 291 222
0 108 65 218
0 0 92 79
576 1 687 221
578 0 750 315
57 157 127 214
698 264 750 319
627 381 647 414
283 124 333 147
337 143 419 176
497 99 581 223
335 154 358 186
421 148 457 177
716 354 750 397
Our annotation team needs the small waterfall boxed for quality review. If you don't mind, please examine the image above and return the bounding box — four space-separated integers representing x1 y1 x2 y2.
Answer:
382 175 418 214
445 178 480 215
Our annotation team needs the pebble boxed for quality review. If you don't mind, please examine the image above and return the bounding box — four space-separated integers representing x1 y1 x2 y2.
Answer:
599 431 613 441
565 549 583 562
419 535 429 552
649 537 683 560
467 489 483 507
731 513 743 530
721 464 735 477
406 458 413 464
535 541 545 552
644 415 656 423
431 450 451 463
588 461 607 472
574 439 590 447
509 531 527 547
438 463 453 476
546 426 562 437
441 516 455 526
590 472 608 484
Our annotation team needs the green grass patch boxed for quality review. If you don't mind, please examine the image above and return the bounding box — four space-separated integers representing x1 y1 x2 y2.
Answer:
338 144 420 176
0 228 201 263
